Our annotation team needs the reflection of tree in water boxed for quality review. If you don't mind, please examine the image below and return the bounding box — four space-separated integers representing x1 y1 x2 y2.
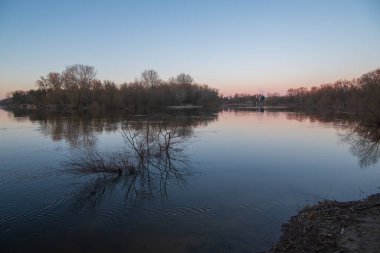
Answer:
283 110 380 168
68 123 194 208
39 117 101 147
33 109 217 147
6 108 217 147
285 110 358 125
340 122 380 168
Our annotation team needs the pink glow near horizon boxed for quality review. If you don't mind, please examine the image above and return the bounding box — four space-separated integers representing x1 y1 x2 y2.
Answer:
0 74 368 100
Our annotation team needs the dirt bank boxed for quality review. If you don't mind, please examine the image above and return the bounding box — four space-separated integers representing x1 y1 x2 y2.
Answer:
267 194 380 253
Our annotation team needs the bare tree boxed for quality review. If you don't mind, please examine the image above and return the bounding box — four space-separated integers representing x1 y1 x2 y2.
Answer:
176 73 193 85
61 64 97 106
36 72 61 91
64 64 96 86
141 69 161 87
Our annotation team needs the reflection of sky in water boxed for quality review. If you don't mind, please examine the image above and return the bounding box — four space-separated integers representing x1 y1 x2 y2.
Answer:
0 108 380 253
191 111 379 205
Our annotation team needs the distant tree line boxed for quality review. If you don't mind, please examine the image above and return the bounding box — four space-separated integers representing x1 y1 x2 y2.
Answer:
222 93 261 105
6 65 220 109
4 67 379 119
265 69 380 117
221 69 380 120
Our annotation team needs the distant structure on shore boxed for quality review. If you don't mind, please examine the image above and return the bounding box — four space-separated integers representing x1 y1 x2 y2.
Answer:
256 94 265 107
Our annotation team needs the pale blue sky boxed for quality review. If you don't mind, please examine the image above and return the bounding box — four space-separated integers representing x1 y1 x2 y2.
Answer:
0 0 379 98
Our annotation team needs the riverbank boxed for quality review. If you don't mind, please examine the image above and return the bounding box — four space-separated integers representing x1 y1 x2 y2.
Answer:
267 193 380 253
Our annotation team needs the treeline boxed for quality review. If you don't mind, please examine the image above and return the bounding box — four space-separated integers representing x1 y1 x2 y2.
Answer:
266 69 380 116
222 93 261 105
5 66 379 118
222 69 379 120
7 65 220 109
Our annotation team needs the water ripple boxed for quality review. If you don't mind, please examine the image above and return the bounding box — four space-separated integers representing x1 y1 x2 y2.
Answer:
155 206 213 220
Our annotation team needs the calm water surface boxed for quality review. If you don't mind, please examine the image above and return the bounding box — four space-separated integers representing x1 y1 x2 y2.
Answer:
0 108 379 253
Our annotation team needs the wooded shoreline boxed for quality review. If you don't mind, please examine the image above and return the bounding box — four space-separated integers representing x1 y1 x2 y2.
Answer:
2 67 379 116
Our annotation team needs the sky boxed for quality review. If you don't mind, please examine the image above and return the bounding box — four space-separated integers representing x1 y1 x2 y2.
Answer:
0 0 379 98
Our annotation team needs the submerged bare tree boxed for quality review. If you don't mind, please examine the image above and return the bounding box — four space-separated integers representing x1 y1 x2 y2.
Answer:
66 123 192 205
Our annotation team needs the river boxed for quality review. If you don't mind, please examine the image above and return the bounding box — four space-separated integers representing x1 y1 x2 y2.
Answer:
0 107 379 253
